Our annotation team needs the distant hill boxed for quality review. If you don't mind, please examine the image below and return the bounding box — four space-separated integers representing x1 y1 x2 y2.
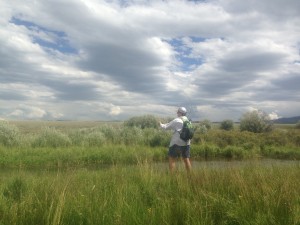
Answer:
273 116 300 124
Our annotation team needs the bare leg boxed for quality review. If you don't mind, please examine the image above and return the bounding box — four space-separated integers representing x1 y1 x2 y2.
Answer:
169 157 176 174
183 158 192 173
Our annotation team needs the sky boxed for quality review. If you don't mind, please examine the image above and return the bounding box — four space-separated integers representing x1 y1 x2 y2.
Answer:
0 0 300 122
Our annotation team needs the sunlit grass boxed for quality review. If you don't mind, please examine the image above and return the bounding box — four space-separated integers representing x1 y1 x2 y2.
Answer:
0 161 299 225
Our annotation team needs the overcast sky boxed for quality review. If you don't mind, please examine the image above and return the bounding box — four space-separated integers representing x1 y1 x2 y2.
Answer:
1 0 299 121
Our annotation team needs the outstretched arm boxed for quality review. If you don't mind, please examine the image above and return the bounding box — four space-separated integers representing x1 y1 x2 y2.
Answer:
160 119 179 130
159 121 166 129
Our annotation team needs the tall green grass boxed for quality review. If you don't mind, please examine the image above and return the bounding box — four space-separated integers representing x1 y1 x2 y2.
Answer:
0 145 167 169
0 162 299 225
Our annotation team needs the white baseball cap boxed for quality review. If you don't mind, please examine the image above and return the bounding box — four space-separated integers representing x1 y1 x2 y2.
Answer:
177 107 187 114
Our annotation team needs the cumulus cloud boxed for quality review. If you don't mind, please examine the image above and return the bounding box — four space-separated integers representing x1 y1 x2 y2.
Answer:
9 105 47 119
109 105 122 116
0 0 299 121
268 112 280 120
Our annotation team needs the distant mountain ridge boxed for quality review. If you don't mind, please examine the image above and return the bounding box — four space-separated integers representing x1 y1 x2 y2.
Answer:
273 116 300 124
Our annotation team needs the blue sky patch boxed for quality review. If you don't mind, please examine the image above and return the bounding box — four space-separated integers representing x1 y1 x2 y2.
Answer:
165 37 205 71
10 17 77 54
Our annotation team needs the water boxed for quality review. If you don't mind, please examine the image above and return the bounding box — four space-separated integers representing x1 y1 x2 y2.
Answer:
0 159 299 175
151 159 300 171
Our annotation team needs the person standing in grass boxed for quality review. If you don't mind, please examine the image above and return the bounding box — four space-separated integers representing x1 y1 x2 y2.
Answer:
160 107 192 174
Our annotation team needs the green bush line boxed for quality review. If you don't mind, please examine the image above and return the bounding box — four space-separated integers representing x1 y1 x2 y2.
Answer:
2 121 300 148
0 121 300 168
0 163 299 225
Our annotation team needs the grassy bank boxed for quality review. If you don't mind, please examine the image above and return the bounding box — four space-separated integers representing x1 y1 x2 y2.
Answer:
0 145 166 169
1 144 300 169
0 162 299 225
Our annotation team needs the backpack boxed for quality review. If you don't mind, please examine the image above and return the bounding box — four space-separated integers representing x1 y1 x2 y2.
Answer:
179 117 194 141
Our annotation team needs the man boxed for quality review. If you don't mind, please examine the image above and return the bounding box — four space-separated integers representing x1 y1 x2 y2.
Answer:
160 107 192 173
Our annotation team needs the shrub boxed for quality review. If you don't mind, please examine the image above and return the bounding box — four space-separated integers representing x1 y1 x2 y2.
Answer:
67 129 87 146
199 119 212 130
95 125 121 144
261 130 288 147
192 144 221 159
0 121 20 147
124 115 159 129
202 130 260 149
32 127 71 148
119 126 144 145
220 120 234 131
295 120 300 129
239 110 273 133
148 130 170 147
286 130 300 147
221 146 245 159
197 124 208 134
83 131 106 147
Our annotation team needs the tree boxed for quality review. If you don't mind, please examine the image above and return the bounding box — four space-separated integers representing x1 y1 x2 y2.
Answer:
239 110 273 133
220 119 234 131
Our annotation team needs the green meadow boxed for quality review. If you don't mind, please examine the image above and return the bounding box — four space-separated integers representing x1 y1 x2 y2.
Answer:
0 120 300 224
1 161 300 225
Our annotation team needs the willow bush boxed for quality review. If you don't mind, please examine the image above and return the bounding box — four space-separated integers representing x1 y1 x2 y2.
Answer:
239 110 273 133
119 126 144 145
200 130 258 148
220 119 234 131
96 125 121 144
32 127 71 148
84 131 106 147
124 115 159 129
0 121 20 147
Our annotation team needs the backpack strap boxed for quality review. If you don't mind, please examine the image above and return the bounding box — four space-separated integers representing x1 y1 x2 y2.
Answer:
180 116 188 122
176 117 185 134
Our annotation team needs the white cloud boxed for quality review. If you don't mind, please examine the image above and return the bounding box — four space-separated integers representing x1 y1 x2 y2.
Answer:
0 0 299 121
8 105 47 119
9 109 23 117
109 105 122 116
268 112 280 120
